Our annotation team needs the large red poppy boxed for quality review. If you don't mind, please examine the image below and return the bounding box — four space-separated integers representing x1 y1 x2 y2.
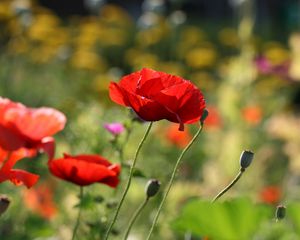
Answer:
0 97 66 159
109 68 206 131
48 153 121 187
0 147 39 188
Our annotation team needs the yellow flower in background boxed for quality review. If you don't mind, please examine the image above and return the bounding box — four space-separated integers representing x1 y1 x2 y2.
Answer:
189 71 216 91
74 19 101 48
155 61 185 76
99 4 132 27
124 48 159 69
27 13 61 42
0 0 13 20
289 32 300 81
70 50 107 71
263 42 290 65
185 45 217 68
218 28 240 47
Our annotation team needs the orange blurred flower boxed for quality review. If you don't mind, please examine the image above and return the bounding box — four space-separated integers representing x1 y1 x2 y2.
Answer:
165 123 192 148
205 106 222 129
242 105 262 125
23 183 57 220
259 186 281 205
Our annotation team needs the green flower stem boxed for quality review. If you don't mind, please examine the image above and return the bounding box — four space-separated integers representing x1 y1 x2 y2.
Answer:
146 123 204 240
105 122 153 240
123 197 149 240
211 168 245 203
72 186 84 240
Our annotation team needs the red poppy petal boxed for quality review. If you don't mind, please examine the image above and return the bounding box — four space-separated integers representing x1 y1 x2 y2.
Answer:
0 124 25 151
109 82 130 106
7 169 39 188
48 158 119 186
7 107 66 141
39 137 55 160
125 91 172 121
118 70 143 92
68 154 111 166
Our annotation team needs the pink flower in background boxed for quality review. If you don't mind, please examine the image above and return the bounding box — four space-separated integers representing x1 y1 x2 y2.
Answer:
255 56 291 80
103 122 125 136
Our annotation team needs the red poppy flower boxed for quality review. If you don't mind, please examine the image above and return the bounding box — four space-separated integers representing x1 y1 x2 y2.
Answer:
259 185 281 205
165 123 192 148
0 97 66 159
242 105 262 125
23 182 57 220
0 147 39 188
48 153 121 187
109 68 205 131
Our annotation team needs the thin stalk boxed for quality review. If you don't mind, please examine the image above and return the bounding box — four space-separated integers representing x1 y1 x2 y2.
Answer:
123 197 149 240
211 168 245 203
105 122 153 240
72 186 84 240
146 123 204 240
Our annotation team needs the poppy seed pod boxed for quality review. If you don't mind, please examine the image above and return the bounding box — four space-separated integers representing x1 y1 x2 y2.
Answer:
0 195 10 216
239 150 254 169
276 205 286 220
145 179 161 198
200 109 209 124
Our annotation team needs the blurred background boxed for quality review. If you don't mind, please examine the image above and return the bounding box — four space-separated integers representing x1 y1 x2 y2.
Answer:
1 0 300 239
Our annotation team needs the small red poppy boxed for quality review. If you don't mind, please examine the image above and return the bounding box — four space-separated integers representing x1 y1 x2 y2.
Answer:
0 147 39 188
0 97 66 159
109 68 205 131
48 153 121 187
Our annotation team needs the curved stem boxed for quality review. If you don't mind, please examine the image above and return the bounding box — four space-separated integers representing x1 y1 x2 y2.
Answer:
146 123 204 240
105 122 153 240
211 168 245 203
123 197 149 240
72 186 84 240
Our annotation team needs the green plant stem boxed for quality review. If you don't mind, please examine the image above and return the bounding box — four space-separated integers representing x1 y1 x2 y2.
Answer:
72 186 84 240
123 197 149 240
105 122 153 240
211 168 245 203
146 123 204 240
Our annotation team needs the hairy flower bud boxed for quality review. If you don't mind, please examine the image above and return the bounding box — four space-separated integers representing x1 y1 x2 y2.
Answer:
145 179 161 198
239 150 254 169
0 195 10 216
276 205 286 220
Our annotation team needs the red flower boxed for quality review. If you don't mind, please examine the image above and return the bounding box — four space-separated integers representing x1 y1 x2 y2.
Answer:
0 97 66 159
242 105 262 125
0 147 39 188
23 182 57 220
165 123 192 148
48 153 121 187
109 68 205 131
259 186 281 205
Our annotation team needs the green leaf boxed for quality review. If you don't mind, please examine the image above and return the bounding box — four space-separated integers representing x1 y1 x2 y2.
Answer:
172 198 272 240
133 168 147 178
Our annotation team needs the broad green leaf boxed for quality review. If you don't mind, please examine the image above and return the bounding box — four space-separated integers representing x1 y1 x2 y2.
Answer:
172 198 272 240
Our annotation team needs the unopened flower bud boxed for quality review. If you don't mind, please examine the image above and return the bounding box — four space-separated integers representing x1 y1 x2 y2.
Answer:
0 195 10 216
145 179 161 198
276 205 286 220
200 109 209 124
240 150 254 169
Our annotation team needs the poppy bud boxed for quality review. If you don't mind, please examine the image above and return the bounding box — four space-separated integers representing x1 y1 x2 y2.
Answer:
145 179 161 198
0 195 10 216
276 205 286 220
200 109 209 124
239 150 254 169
